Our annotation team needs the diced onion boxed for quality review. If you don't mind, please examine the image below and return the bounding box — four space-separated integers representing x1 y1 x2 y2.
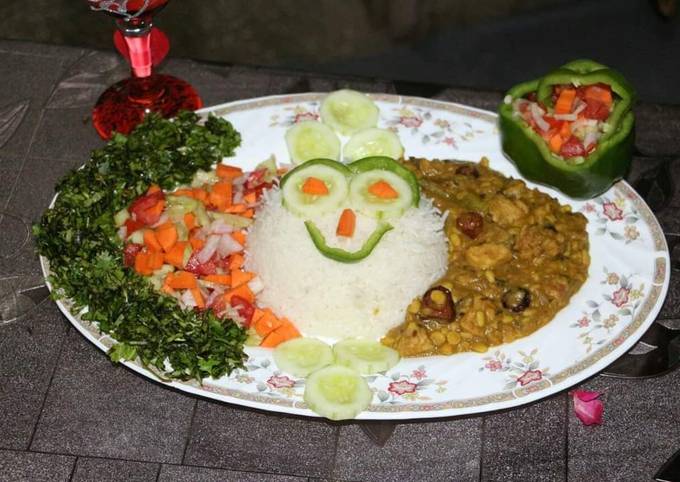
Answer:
117 226 127 241
151 214 169 228
198 234 220 263
584 131 600 149
181 289 197 308
210 219 234 234
217 234 243 257
530 103 549 132
248 276 265 295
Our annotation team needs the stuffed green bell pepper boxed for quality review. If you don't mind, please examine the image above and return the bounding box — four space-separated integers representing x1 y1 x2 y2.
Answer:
498 59 636 199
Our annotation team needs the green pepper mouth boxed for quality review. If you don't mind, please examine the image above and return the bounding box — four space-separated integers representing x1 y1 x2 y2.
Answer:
304 220 394 263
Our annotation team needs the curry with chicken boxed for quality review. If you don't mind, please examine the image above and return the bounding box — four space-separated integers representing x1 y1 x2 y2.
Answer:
381 157 589 356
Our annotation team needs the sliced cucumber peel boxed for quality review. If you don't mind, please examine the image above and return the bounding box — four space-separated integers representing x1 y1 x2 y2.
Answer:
320 90 380 136
344 128 404 162
285 121 341 165
304 365 373 420
273 338 334 377
304 220 393 263
333 338 400 374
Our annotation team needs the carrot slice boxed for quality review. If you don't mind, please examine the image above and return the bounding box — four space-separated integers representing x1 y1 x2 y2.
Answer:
301 177 329 196
243 192 257 205
584 84 613 107
231 231 247 246
143 229 163 252
559 121 572 139
242 209 255 219
183 212 197 231
189 237 205 251
155 223 178 252
147 184 161 194
191 288 205 308
148 250 165 270
202 274 232 285
166 271 198 289
224 203 247 214
228 254 244 270
555 88 576 114
336 208 356 237
172 188 195 198
549 133 564 153
224 284 254 304
368 180 398 199
161 276 174 294
230 270 255 288
209 181 233 211
260 330 286 348
192 188 209 204
274 319 301 341
134 251 153 276
254 309 282 337
164 241 189 268
216 164 244 180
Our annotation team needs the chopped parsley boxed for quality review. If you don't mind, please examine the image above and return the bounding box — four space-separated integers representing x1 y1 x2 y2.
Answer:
34 111 247 381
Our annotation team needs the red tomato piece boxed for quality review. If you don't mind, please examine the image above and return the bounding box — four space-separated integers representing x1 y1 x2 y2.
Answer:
123 243 143 267
559 136 587 158
582 99 610 120
124 218 144 238
129 190 165 225
230 295 255 327
184 252 217 276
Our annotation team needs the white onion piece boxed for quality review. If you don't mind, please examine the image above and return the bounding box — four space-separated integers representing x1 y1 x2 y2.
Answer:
181 289 197 308
210 219 233 234
573 100 586 115
530 103 549 132
584 131 600 149
553 113 577 121
217 234 242 257
204 288 224 308
248 276 264 295
198 234 220 263
117 226 127 241
233 190 244 205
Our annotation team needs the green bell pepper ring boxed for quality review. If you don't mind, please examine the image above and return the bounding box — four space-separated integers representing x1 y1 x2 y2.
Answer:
304 220 393 263
498 59 636 199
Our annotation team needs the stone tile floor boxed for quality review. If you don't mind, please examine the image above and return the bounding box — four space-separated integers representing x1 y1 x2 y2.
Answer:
0 39 678 481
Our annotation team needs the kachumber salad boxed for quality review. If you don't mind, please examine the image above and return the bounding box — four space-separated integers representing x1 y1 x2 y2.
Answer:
37 75 608 419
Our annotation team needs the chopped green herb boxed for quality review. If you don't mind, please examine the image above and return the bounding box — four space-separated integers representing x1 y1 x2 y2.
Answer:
34 111 247 381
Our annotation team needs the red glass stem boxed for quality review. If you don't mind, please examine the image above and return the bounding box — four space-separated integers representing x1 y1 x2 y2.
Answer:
123 31 153 78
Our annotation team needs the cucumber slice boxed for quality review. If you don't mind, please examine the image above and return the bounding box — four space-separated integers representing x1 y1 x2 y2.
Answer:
114 208 130 227
344 128 404 162
349 156 420 206
129 229 144 245
285 121 341 165
281 159 351 217
304 365 372 420
273 338 334 377
333 338 400 375
191 169 218 188
320 90 379 136
349 169 414 219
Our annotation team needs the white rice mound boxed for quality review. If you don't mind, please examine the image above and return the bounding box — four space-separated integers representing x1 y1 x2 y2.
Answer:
245 189 448 340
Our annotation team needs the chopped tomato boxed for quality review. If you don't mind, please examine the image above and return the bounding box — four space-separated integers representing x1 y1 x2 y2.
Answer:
230 295 255 326
209 293 226 315
123 243 143 267
582 99 610 120
129 190 165 225
124 218 144 238
559 136 587 158
184 252 217 276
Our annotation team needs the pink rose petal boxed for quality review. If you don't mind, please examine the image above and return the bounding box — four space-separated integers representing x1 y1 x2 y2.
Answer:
571 390 604 426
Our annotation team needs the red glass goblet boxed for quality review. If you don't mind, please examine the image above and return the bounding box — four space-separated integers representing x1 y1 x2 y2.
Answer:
87 0 203 140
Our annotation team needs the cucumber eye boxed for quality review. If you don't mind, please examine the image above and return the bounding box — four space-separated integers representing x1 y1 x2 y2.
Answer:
281 159 351 217
349 169 414 219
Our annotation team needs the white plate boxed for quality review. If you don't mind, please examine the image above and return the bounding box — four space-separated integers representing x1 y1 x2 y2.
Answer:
42 93 671 420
